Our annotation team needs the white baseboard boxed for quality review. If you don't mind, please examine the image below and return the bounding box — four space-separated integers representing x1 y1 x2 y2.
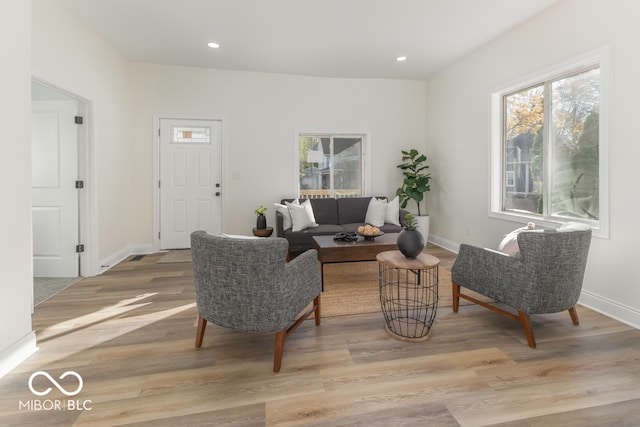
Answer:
579 290 640 330
0 332 37 379
429 234 460 254
97 244 155 275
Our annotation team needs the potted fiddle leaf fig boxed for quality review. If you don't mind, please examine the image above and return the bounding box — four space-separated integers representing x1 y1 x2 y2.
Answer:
396 149 431 243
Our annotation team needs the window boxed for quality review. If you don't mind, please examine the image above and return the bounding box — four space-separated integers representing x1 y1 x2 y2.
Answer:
172 126 210 144
297 132 367 198
491 50 608 237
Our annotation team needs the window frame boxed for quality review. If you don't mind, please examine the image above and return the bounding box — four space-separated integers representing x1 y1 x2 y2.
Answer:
294 129 371 198
489 48 609 238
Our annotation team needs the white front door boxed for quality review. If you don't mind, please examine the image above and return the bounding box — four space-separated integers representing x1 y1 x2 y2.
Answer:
159 118 222 249
31 101 79 277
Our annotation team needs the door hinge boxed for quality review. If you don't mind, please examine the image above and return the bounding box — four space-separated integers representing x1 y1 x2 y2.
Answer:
75 180 84 189
158 232 161 239
158 180 161 188
76 244 85 253
75 116 84 125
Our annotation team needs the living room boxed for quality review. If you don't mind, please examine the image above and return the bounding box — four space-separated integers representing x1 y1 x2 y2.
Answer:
2 0 640 424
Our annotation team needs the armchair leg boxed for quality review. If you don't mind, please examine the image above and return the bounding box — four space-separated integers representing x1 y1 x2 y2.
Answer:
314 295 321 326
452 283 460 313
272 294 321 372
568 306 580 325
273 330 286 372
195 314 207 348
518 311 536 348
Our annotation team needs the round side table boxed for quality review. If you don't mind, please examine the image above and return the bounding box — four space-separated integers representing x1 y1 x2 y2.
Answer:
377 250 440 342
252 227 273 237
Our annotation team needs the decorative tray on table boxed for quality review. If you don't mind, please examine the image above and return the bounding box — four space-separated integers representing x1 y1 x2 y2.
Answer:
357 224 383 241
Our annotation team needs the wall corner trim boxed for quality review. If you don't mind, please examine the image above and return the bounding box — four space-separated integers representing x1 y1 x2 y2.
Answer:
0 332 37 379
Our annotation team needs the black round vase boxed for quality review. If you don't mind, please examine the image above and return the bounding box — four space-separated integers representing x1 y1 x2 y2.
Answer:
256 214 267 230
397 229 424 258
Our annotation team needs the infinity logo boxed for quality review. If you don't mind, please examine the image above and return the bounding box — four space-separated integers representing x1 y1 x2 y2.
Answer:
28 371 83 397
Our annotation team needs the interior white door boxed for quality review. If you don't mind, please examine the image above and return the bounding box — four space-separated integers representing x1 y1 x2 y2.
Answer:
31 101 79 277
160 118 222 249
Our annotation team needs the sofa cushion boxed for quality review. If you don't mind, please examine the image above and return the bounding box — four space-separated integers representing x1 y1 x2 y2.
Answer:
284 224 346 248
338 222 361 233
308 198 339 225
337 197 374 224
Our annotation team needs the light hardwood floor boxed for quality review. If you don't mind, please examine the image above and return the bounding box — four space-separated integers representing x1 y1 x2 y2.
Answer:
1 245 640 426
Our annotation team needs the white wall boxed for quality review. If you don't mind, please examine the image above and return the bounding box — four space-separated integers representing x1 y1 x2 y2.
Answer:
0 0 36 378
32 0 132 271
425 0 640 327
128 64 426 239
30 0 426 263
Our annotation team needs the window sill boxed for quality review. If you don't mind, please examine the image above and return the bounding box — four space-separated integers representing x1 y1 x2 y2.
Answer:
488 210 608 239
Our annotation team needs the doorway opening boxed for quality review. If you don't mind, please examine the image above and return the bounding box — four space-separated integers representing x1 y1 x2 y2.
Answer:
31 79 94 305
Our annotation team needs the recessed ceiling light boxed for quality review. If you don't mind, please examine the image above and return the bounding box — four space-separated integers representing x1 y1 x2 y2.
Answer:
207 42 220 49
396 56 408 62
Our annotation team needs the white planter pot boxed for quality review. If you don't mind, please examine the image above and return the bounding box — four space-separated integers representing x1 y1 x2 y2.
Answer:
415 215 429 246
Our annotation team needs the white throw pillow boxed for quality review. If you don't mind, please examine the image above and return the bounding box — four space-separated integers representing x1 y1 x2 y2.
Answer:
220 233 260 239
274 200 297 230
365 197 388 227
287 200 319 232
558 222 591 232
498 222 536 256
301 199 318 225
385 196 401 226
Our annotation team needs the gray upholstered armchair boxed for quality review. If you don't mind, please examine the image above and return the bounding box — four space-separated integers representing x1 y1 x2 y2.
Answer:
451 227 592 348
190 231 321 372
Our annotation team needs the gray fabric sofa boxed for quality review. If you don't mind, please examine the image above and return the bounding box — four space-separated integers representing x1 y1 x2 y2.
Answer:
275 197 407 254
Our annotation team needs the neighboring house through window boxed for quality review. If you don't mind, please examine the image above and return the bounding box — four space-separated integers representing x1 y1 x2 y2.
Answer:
490 49 609 237
296 132 368 198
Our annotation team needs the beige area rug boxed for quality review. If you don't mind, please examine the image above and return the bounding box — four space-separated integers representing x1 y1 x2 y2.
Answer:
158 250 490 317
321 261 490 317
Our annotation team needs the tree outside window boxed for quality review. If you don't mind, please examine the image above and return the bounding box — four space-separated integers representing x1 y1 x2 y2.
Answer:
502 66 600 222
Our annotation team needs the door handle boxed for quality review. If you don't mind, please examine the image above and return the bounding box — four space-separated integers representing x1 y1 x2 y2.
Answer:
215 192 221 197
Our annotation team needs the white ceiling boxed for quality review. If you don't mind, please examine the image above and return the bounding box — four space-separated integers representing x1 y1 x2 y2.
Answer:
59 0 559 80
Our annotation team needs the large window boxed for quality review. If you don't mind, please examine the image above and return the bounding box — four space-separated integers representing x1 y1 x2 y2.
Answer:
491 50 608 237
297 133 366 198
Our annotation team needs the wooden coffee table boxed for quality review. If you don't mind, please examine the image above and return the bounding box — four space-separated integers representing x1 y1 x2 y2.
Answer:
311 233 399 290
